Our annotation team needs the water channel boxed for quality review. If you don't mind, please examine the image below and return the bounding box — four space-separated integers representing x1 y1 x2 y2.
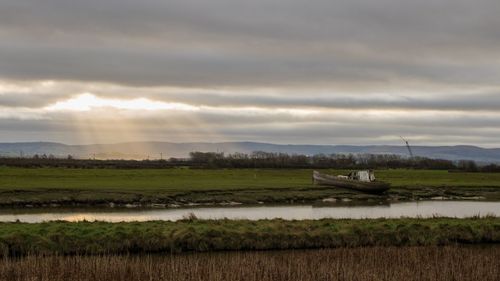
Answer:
0 201 498 223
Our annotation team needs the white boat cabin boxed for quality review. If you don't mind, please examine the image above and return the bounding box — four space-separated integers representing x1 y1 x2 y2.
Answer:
348 170 376 182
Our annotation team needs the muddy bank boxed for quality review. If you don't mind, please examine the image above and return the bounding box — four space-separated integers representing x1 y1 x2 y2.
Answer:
0 185 498 208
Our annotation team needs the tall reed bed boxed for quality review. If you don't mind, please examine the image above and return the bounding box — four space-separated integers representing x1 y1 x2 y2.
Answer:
0 246 498 281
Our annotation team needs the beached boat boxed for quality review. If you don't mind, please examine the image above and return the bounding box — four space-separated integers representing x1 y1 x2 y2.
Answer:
312 170 390 193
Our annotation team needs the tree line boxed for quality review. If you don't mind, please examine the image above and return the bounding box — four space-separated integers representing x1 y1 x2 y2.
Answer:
0 156 188 169
0 151 497 172
188 151 462 170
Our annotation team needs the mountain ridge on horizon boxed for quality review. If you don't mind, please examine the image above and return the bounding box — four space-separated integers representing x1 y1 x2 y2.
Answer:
1 141 500 163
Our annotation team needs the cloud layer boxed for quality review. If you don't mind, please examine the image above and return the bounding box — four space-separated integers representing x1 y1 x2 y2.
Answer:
1 0 499 146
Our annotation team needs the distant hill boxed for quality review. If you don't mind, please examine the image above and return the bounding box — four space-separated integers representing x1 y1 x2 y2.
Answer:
1 141 500 163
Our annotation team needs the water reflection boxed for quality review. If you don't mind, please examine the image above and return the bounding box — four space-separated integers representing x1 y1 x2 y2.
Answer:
0 201 498 223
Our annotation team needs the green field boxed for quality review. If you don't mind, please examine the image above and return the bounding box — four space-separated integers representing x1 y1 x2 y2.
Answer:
0 167 500 206
3 167 500 189
0 168 313 191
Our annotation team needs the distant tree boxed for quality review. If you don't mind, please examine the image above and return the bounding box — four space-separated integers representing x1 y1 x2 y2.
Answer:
457 160 478 172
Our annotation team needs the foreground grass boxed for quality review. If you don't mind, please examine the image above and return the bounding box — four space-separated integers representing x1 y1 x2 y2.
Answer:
1 246 499 281
0 168 500 205
0 217 498 256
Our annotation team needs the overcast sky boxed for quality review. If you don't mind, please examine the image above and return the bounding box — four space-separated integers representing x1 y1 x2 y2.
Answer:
1 0 500 146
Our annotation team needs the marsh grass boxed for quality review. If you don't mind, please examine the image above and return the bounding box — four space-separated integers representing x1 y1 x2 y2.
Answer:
0 218 498 256
0 246 498 281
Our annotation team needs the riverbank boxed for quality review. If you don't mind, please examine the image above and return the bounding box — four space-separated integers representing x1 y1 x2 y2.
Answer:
0 217 498 256
2 246 499 281
1 168 500 207
2 186 498 208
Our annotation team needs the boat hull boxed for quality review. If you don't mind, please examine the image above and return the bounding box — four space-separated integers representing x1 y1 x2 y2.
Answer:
313 171 390 193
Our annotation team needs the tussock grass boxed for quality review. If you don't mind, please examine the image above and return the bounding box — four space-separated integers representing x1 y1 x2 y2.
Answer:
0 217 498 256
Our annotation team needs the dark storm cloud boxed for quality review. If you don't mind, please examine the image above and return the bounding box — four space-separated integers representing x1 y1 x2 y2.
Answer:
0 93 62 107
142 91 500 112
0 0 499 87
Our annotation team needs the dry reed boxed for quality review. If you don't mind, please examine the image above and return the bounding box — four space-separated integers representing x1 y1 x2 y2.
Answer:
0 246 498 281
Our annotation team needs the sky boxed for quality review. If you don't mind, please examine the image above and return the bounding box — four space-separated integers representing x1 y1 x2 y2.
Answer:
1 0 500 146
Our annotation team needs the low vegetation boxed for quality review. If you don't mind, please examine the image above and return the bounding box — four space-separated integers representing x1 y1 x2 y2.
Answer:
0 167 499 206
0 246 499 281
0 217 498 256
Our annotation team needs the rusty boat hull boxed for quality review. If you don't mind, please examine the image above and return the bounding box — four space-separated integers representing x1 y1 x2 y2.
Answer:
313 171 390 193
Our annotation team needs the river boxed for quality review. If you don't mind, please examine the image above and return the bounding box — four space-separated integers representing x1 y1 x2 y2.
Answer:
0 201 498 223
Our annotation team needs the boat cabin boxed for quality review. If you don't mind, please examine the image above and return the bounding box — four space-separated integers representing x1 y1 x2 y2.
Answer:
348 170 375 182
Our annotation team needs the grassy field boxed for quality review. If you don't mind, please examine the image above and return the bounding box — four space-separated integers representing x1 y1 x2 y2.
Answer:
1 246 498 281
1 167 500 205
3 167 500 189
0 217 498 256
